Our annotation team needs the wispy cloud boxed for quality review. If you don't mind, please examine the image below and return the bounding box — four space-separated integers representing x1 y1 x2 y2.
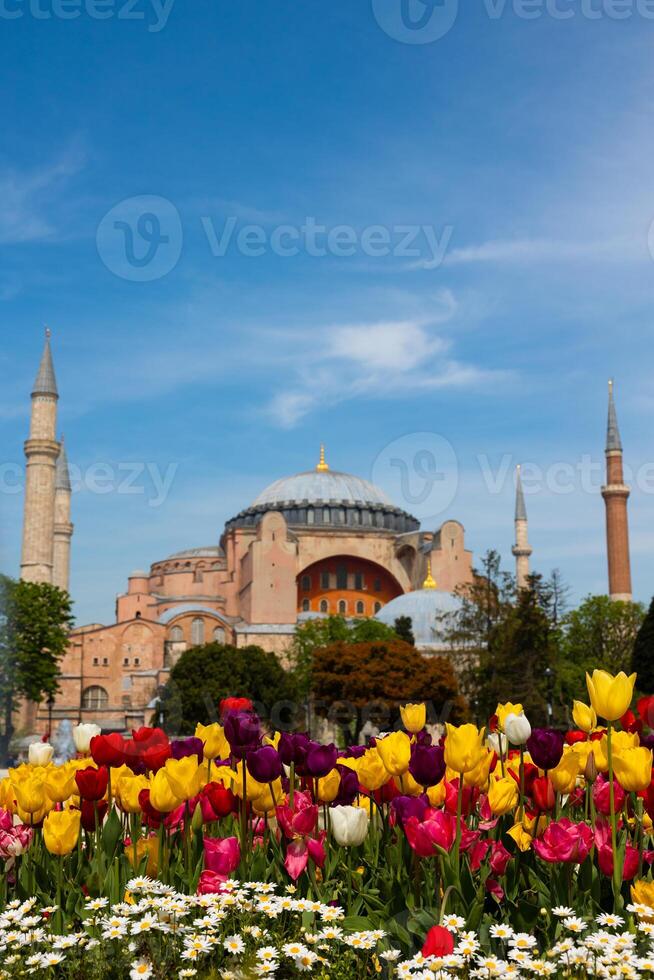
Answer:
0 146 85 245
441 235 642 267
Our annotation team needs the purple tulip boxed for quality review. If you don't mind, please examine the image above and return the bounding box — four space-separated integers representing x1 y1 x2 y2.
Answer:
278 732 310 767
305 743 338 779
246 745 282 783
171 737 204 763
642 734 654 751
392 794 429 827
408 744 445 788
526 728 565 771
224 711 261 759
332 764 359 806
344 745 367 758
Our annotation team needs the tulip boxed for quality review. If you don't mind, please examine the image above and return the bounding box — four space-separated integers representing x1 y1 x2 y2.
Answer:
247 746 282 783
443 723 486 774
115 774 150 814
197 870 228 894
349 749 388 792
0 824 32 859
204 836 241 875
44 765 77 804
489 840 512 876
332 764 360 806
392 795 429 828
149 768 183 813
596 823 639 880
531 775 556 812
79 799 108 832
592 730 640 773
487 775 519 816
612 746 653 793
28 742 54 767
43 809 81 856
329 805 369 847
504 713 531 746
73 723 101 755
204 781 237 818
140 741 171 773
592 774 626 816
533 817 593 864
195 722 230 761
486 732 508 757
126 835 159 876
284 834 326 881
572 700 597 734
495 702 524 731
376 731 411 777
422 925 454 958
11 776 46 815
400 703 426 734
638 696 654 729
224 711 261 759
305 743 338 779
526 728 564 771
316 768 341 804
278 732 311 767
409 744 445 788
171 737 204 763
276 791 318 839
219 696 253 717
90 733 126 768
586 669 636 722
549 751 579 795
631 879 654 911
75 766 108 802
463 749 494 790
164 757 203 801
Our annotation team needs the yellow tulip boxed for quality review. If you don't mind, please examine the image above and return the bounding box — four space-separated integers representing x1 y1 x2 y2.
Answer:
44 765 77 804
43 809 81 856
115 774 150 814
395 771 424 797
149 768 183 813
593 730 639 773
572 700 597 734
488 775 519 816
495 702 524 731
376 732 411 777
195 722 230 761
427 781 446 807
354 749 389 792
11 776 46 815
316 768 341 803
400 703 426 734
507 820 533 852
549 750 579 795
164 757 203 801
0 778 15 811
464 749 494 790
631 879 654 913
586 669 636 722
126 836 158 876
444 723 486 774
613 747 653 793
251 779 283 814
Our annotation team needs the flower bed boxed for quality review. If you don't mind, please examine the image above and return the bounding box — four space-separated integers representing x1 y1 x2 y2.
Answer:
2 673 654 977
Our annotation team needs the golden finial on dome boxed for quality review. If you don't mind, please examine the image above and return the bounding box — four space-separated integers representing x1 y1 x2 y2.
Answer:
422 557 437 590
316 444 329 472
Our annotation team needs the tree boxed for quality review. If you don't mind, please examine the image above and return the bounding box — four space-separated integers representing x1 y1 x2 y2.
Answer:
393 616 415 646
633 598 654 694
0 576 74 762
558 595 644 707
312 639 467 742
160 642 297 734
288 615 401 699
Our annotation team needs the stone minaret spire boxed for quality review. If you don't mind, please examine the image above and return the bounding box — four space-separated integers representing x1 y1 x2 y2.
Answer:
20 330 60 584
52 436 73 593
512 464 532 590
601 379 632 601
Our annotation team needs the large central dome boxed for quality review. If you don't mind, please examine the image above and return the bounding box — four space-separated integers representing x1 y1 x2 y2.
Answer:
252 470 393 509
224 448 420 535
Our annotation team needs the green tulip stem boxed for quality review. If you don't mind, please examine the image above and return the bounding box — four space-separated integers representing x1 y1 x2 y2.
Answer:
454 777 464 865
606 721 621 900
519 745 526 822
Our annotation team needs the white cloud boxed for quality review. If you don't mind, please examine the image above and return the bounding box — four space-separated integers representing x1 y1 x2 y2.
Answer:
442 236 640 267
0 146 84 245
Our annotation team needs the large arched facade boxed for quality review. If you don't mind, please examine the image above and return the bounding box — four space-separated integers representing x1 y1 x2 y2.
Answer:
297 555 403 617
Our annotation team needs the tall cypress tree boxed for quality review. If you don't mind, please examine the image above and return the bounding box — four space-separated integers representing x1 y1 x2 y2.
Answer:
632 598 654 694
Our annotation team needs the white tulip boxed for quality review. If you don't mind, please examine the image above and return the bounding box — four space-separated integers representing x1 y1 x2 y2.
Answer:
486 732 508 756
329 805 369 847
504 712 532 746
28 742 54 766
73 723 101 754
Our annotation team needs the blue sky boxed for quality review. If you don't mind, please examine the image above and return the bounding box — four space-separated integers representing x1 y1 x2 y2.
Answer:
1 0 654 625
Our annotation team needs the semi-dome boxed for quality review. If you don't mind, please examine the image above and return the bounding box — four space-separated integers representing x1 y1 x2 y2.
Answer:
375 586 461 650
224 447 420 535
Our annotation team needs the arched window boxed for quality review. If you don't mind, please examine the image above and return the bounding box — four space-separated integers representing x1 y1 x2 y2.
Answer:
356 600 365 615
191 618 205 646
302 599 310 612
374 602 382 614
82 686 109 711
338 599 347 615
213 626 226 644
320 599 329 613
170 626 183 643
301 575 311 591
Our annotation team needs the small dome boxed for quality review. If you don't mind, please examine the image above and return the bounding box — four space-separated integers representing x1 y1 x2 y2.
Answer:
252 470 393 509
165 546 224 560
375 588 461 649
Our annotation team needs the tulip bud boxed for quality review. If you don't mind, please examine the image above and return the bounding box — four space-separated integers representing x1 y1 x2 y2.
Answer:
504 712 532 746
572 701 597 735
584 750 597 784
28 742 54 767
486 732 508 757
191 801 204 833
73 723 101 755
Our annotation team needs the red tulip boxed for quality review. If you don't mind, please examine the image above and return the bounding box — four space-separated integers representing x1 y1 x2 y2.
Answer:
141 742 172 773
422 925 454 958
564 730 588 746
593 775 626 816
639 696 654 729
621 710 643 736
79 799 108 832
531 776 556 813
75 766 109 802
276 791 318 840
489 840 511 876
90 733 126 768
204 781 237 819
533 818 593 864
220 697 253 717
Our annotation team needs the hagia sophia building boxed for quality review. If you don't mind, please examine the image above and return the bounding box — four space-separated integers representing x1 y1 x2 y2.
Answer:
17 333 633 735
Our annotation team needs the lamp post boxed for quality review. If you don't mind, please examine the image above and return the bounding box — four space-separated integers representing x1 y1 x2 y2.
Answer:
47 693 55 740
544 667 554 726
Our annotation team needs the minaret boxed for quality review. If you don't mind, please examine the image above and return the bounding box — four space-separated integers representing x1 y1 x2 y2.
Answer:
512 464 532 590
52 436 73 593
20 330 60 584
601 380 632 601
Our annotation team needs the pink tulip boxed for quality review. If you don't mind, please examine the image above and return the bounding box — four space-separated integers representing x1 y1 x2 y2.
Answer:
404 808 478 858
275 791 318 840
204 836 241 876
489 840 512 876
0 825 32 859
0 809 13 833
593 775 626 816
283 832 326 881
197 870 229 894
533 818 593 864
